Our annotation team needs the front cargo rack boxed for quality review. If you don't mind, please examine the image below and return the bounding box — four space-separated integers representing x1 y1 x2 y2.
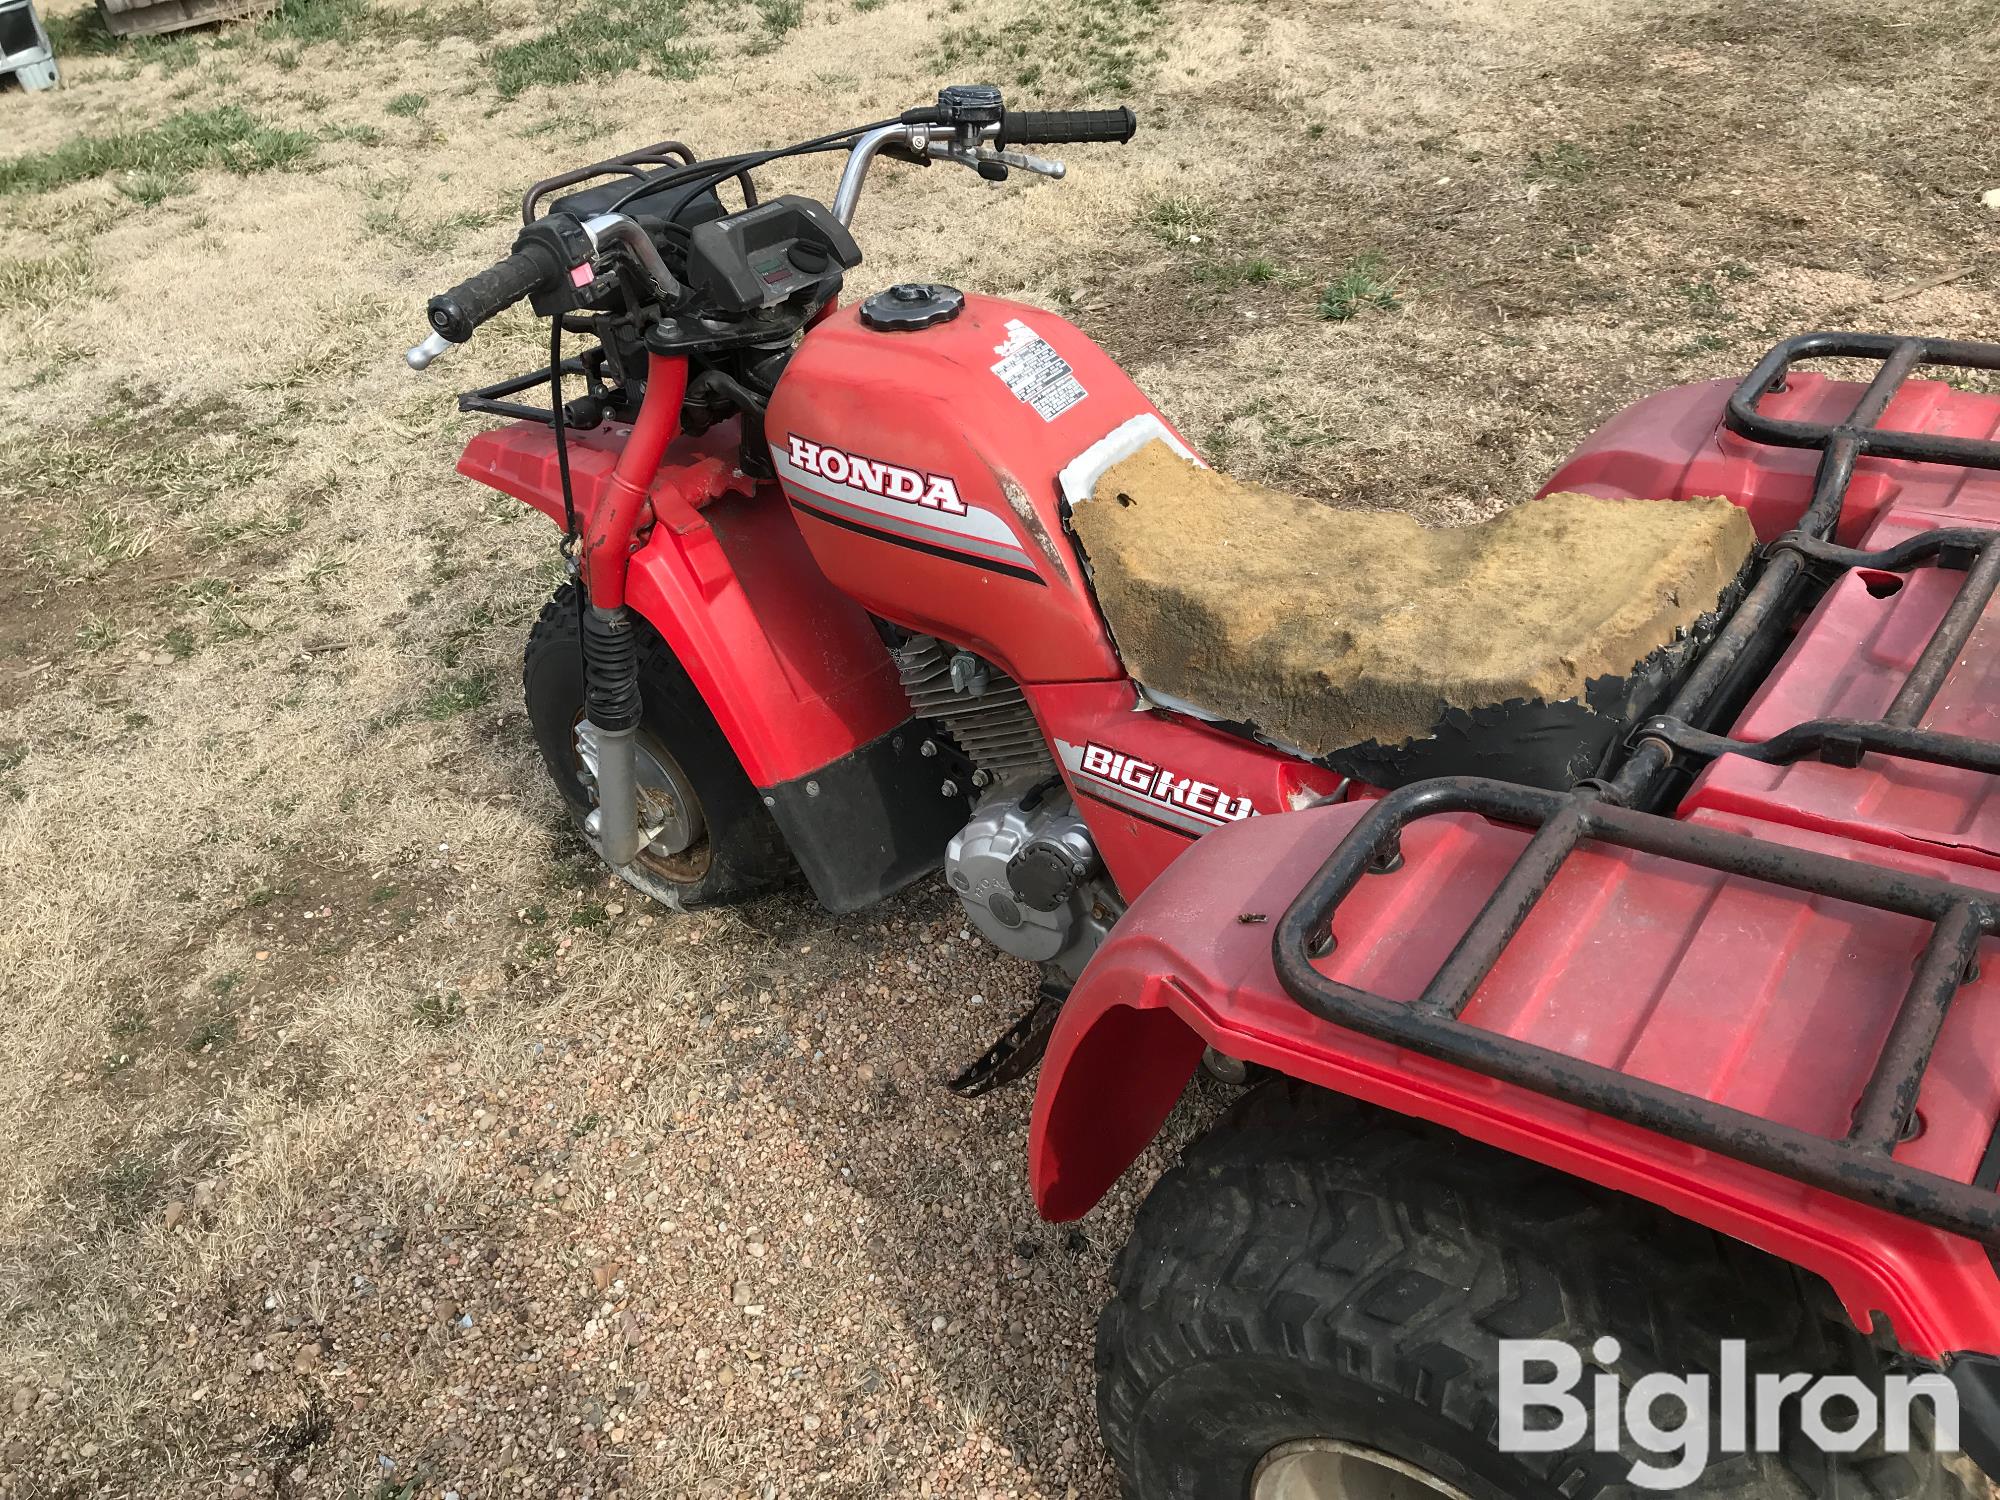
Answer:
1277 332 2000 1245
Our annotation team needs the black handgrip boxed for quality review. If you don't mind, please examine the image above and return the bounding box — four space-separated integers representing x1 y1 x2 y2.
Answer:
427 248 553 344
996 106 1137 147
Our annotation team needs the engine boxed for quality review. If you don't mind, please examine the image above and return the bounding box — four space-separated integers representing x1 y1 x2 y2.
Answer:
946 787 1112 982
892 634 1116 981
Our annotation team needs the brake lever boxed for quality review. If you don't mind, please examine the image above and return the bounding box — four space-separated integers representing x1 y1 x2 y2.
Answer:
926 139 1067 180
991 146 1066 179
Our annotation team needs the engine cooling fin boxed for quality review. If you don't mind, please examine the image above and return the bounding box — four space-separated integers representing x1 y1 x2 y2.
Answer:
892 635 1056 786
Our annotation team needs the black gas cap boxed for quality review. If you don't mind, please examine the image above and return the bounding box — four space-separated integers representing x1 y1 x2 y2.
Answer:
859 282 965 332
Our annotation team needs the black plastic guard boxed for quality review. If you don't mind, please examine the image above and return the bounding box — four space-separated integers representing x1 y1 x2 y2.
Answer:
762 722 970 914
1950 1353 2000 1483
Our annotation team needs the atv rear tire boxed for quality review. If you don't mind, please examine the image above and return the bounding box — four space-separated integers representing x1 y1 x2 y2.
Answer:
522 583 792 910
1098 1080 1967 1500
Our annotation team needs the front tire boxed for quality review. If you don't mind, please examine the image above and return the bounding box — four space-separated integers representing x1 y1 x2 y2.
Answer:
522 583 792 910
1098 1080 1966 1500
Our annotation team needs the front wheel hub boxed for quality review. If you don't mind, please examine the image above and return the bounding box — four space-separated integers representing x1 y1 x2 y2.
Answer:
1251 1440 1472 1500
574 719 704 858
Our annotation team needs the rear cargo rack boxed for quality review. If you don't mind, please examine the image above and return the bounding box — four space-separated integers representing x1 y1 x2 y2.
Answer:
1274 777 2000 1244
1277 333 2000 1244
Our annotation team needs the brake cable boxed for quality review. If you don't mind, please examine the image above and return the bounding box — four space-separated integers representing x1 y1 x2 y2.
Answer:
599 118 899 218
549 318 580 554
548 316 591 675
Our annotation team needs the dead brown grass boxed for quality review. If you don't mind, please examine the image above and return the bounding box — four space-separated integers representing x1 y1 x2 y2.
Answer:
1 0 1996 1494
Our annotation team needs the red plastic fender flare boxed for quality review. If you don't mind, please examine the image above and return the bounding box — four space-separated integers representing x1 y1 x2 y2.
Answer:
458 418 909 787
1027 805 2000 1362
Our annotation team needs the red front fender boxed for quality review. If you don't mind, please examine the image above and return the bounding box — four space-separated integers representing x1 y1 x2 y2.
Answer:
1028 804 2000 1362
459 417 908 786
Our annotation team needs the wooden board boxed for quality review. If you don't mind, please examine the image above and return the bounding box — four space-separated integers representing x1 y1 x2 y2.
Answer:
99 0 273 37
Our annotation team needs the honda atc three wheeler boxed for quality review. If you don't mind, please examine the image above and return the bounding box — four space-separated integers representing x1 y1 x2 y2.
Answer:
404 83 2000 1499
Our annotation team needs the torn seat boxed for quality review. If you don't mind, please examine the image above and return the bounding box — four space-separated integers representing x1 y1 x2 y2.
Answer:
1069 441 1757 788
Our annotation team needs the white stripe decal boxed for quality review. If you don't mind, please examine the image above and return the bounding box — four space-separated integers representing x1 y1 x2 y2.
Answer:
784 478 1034 568
771 446 1030 562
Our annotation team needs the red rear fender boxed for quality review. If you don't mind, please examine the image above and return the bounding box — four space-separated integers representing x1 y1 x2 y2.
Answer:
1030 803 2000 1361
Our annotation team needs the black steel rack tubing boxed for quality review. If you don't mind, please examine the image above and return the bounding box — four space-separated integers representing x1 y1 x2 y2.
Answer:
1274 777 2000 1244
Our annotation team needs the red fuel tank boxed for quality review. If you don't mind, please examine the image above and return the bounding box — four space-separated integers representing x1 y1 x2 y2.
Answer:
764 293 1193 685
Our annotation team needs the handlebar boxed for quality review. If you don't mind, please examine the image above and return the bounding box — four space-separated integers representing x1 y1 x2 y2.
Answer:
996 107 1137 147
407 90 1138 369
407 211 679 370
427 247 553 345
830 101 1135 227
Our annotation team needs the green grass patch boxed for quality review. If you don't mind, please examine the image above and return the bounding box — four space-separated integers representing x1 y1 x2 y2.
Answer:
1318 253 1401 322
321 122 385 147
79 504 156 564
116 168 192 207
41 5 121 54
0 247 95 315
0 106 314 198
491 0 708 97
260 0 499 44
144 35 200 74
75 616 120 654
362 201 502 255
386 91 428 117
256 0 374 46
418 669 496 720
412 990 464 1028
759 0 803 32
1194 256 1279 288
1140 192 1213 245
932 0 1164 96
1526 140 1596 184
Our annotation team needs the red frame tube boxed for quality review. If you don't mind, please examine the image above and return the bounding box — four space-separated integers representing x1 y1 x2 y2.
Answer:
581 352 689 609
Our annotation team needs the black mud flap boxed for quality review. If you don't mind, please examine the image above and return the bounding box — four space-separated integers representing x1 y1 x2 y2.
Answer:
761 721 969 914
1950 1353 2000 1483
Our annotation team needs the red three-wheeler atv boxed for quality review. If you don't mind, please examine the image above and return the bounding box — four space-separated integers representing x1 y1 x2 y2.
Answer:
409 85 2000 1499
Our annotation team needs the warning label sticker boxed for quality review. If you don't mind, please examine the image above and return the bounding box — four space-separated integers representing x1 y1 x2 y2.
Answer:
991 319 1087 422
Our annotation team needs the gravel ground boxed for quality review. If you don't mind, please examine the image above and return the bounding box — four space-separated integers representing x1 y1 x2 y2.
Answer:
2 872 1217 1498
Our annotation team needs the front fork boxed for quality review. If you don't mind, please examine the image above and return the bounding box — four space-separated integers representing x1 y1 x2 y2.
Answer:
577 351 689 869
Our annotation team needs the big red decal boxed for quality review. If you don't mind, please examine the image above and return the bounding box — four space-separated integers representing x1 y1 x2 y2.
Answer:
1058 738 1257 834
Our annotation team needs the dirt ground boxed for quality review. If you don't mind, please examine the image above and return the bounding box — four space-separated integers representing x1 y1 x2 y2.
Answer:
0 0 1996 1496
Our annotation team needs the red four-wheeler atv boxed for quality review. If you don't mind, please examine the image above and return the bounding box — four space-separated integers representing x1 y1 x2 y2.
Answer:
408 86 2000 1498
